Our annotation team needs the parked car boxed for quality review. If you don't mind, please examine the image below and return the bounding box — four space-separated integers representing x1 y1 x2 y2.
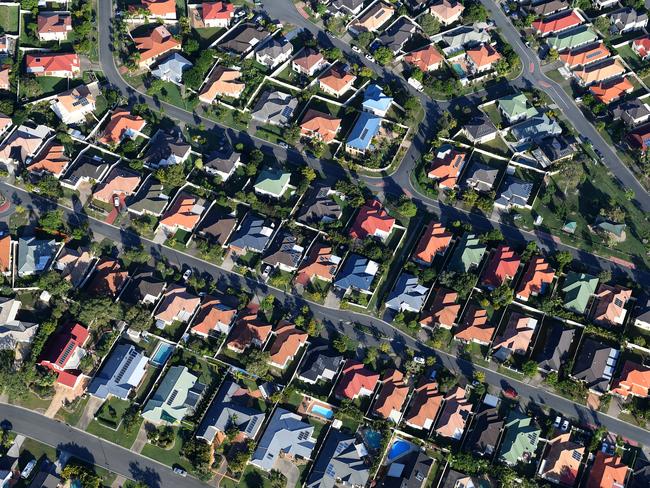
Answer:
278 141 289 149
561 419 570 432
113 195 120 207
21 460 36 479
173 467 187 477
365 54 375 62
352 46 361 53
553 416 561 429
182 269 192 282
413 356 425 365
503 386 518 399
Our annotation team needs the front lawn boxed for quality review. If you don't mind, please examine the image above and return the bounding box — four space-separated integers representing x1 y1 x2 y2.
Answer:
141 427 194 471
0 5 19 33
95 397 132 428
85 417 142 449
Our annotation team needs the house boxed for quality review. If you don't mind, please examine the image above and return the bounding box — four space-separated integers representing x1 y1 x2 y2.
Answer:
462 163 499 192
629 123 650 151
142 366 205 424
38 322 89 387
333 254 379 294
92 167 141 205
292 48 326 77
419 288 460 330
335 360 380 400
251 408 316 471
262 231 305 272
201 1 234 28
300 109 342 142
196 380 265 443
498 93 537 124
331 0 365 15
454 305 494 346
413 222 452 265
531 0 569 17
87 344 148 399
492 313 538 362
307 431 370 488
532 9 584 36
377 447 433 488
635 298 650 330
373 369 408 422
126 177 170 217
546 26 598 52
499 412 541 465
87 259 128 298
119 268 165 306
25 53 80 77
253 167 292 199
190 295 238 337
27 141 70 178
0 65 9 91
362 84 393 117
561 271 599 314
593 218 626 242
131 25 180 68
461 115 498 144
50 84 97 124
592 284 631 327
251 89 297 126
345 112 382 155
268 322 308 369
158 192 206 234
61 153 110 190
465 405 503 457
586 451 629 488
429 0 464 25
613 99 650 126
633 36 650 60
538 433 584 486
199 66 245 103
440 25 492 55
404 380 443 430
466 43 501 73
447 233 486 273
255 37 293 69
427 145 467 189
99 110 146 146
611 360 650 399
571 337 620 394
151 53 192 84
610 8 648 34
37 12 72 41
17 237 58 277
573 58 626 86
219 23 268 55
226 306 272 353
195 209 238 246
298 348 343 385
353 2 395 33
495 176 534 209
385 273 429 313
534 136 577 167
143 129 191 168
590 76 634 105
377 17 417 54
228 213 276 254
350 199 395 241
0 298 38 351
131 0 177 19
535 322 575 372
319 66 356 98
559 42 610 69
0 124 50 168
154 285 201 328
296 185 342 225
0 235 10 277
516 256 554 301
295 243 341 287
404 45 444 72
593 0 618 9
203 147 242 181
510 113 563 143
481 245 520 290
435 386 472 440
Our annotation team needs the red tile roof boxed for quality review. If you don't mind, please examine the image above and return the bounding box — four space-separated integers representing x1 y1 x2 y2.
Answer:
404 45 443 71
0 235 10 274
481 245 520 289
427 146 466 188
190 295 237 336
132 25 181 64
269 322 308 368
300 109 342 142
611 360 650 399
87 259 128 297
532 9 583 35
202 1 234 20
454 305 494 345
590 76 633 104
405 380 443 429
99 110 147 145
515 256 555 301
295 243 339 286
39 322 89 373
335 360 380 400
628 123 650 151
586 451 628 488
135 0 176 16
25 53 80 75
349 199 395 240
226 306 272 352
27 142 69 177
466 43 501 69
373 369 409 420
633 36 650 58
419 288 460 329
414 222 453 264
559 42 610 68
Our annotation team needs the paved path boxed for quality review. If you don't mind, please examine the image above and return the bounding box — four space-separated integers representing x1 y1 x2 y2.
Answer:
131 422 149 454
77 395 104 430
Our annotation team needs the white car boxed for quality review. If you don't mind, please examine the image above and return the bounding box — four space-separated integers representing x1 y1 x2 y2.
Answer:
553 416 561 429
413 356 425 365
561 420 570 432
279 141 289 149
365 54 375 62
173 467 187 477
21 460 36 479
113 195 120 207
182 269 192 281
352 46 361 53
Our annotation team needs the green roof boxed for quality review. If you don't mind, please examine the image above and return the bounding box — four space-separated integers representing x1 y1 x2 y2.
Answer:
562 271 599 314
595 220 626 238
497 94 537 120
448 233 486 273
547 26 597 51
254 168 291 198
499 412 541 465
141 366 204 424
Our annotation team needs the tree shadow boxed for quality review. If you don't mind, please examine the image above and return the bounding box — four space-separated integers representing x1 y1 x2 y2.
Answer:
129 461 162 488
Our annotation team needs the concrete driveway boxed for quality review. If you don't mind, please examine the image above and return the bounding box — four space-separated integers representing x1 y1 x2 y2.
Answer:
77 395 104 429
274 458 299 488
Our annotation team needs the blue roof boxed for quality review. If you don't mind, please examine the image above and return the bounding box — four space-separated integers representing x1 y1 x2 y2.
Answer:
333 254 379 292
362 84 393 113
88 344 148 400
346 112 381 151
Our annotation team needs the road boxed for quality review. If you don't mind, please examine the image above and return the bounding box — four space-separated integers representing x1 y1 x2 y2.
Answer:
478 0 650 211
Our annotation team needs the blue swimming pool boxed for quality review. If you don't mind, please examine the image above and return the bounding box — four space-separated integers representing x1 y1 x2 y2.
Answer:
71 481 82 488
363 429 382 451
452 63 466 77
151 342 174 366
311 404 334 419
388 439 412 461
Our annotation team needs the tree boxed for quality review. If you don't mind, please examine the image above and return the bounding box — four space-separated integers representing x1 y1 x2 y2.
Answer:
396 195 417 217
419 14 440 36
33 175 63 199
301 166 317 183
480 228 503 244
547 48 559 61
61 463 101 488
243 349 270 377
283 124 300 145
269 470 286 488
439 271 476 299
38 210 66 235
522 360 538 378
333 334 356 353
624 188 635 201
123 304 153 331
155 164 186 188
325 16 346 36
490 283 513 309
463 3 488 23
594 16 610 34
554 251 573 273
373 46 394 65
37 271 72 298
356 31 374 49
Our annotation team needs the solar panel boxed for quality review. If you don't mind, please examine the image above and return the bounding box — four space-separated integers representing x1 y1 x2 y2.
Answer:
571 450 582 461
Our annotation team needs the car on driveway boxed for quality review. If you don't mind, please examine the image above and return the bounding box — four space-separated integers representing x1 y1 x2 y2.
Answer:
182 269 192 282
365 54 375 62
352 46 361 53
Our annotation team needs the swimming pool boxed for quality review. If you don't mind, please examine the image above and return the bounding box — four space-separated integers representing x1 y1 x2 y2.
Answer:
311 404 334 419
388 439 412 461
363 429 382 451
452 63 466 77
151 342 174 366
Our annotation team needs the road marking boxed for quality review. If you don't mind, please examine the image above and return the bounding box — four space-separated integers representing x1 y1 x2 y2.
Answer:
529 62 534 73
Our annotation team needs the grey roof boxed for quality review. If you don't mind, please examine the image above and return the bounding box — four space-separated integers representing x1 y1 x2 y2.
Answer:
298 349 343 383
535 322 575 372
631 458 650 488
228 212 276 253
572 337 619 393
307 430 370 488
28 466 61 488
378 17 417 53
251 90 298 125
256 37 292 59
220 23 269 54
612 99 650 123
120 268 165 305
333 254 379 292
531 0 569 16
262 231 305 269
385 273 429 312
537 136 576 165
511 113 562 143
17 237 57 276
296 185 342 225
441 470 494 488
465 406 504 457
63 154 108 185
88 343 149 400
196 380 266 443
463 115 498 141
378 449 434 488
126 177 170 216
635 298 650 324
611 8 648 29
143 130 191 167
197 208 238 246
331 0 364 13
0 297 38 350
151 53 192 84
204 147 241 176
251 408 316 471
441 25 492 51
463 163 499 192
495 176 533 207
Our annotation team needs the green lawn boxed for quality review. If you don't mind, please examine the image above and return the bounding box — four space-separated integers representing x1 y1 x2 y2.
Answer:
152 81 197 111
616 44 645 72
140 427 194 471
95 397 131 428
12 389 52 413
34 76 72 96
255 123 286 145
86 418 143 449
55 395 90 426
220 465 274 488
0 5 19 33
482 102 506 128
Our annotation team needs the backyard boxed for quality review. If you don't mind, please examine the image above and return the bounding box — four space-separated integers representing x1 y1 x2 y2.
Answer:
0 4 18 33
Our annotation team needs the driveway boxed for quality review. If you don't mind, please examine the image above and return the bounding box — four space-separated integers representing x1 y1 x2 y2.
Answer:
77 395 104 429
44 376 90 418
274 458 299 488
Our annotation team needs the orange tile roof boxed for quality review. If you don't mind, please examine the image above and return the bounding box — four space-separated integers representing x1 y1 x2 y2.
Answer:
435 386 472 439
159 193 203 231
611 360 650 398
355 3 395 32
533 9 583 35
633 37 650 58
593 284 631 326
349 199 395 240
481 245 520 289
37 12 72 35
190 295 237 336
574 58 625 85
25 53 80 75
27 142 69 177
136 0 176 16
492 313 537 356
0 235 10 274
88 259 128 297
404 45 444 71
414 222 452 264
269 322 308 368
516 256 555 300
155 284 200 324
429 0 464 23
226 306 272 352
0 114 10 134
132 25 180 64
559 42 610 68
405 380 443 429
0 65 9 91
295 243 339 286
319 67 356 94
373 369 409 420
540 433 584 486
199 67 245 103
93 167 142 204
589 77 633 104
586 451 628 488
454 305 494 345
420 288 460 329
300 109 342 142
466 44 501 69
335 360 380 400
99 110 147 145
427 146 466 188
202 1 234 20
